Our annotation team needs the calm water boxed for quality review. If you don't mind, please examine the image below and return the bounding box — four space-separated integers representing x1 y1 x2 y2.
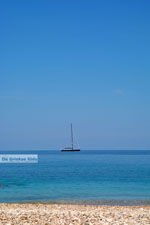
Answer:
0 150 150 203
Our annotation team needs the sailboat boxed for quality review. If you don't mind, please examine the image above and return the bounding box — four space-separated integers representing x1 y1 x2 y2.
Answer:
61 124 80 152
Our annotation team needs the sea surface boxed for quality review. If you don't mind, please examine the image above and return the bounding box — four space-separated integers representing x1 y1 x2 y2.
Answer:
0 150 150 204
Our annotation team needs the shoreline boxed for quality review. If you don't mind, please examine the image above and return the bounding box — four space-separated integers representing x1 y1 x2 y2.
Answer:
0 203 150 224
1 200 150 206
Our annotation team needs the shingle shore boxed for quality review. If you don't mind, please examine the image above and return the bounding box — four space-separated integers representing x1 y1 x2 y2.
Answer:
0 203 149 225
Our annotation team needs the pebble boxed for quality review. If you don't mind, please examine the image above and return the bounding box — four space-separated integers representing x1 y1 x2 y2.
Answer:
0 204 150 225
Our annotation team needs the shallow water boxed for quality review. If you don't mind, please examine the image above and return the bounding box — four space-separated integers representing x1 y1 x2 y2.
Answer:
0 150 150 203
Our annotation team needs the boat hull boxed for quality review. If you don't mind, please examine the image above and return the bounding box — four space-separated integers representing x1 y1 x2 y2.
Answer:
61 149 80 152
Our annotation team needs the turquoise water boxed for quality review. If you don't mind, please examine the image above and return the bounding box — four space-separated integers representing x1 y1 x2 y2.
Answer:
0 150 150 203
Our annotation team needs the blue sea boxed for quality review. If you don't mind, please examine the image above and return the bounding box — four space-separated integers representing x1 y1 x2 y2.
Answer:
0 150 150 204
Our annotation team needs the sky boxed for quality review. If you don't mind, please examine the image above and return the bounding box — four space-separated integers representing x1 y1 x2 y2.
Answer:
0 0 150 150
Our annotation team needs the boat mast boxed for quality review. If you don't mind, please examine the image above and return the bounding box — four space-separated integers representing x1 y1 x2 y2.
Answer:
71 123 73 150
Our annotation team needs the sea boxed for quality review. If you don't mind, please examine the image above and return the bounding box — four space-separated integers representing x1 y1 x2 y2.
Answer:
0 150 150 204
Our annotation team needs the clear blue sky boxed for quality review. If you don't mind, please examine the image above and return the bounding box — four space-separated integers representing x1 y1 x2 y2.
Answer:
0 0 150 150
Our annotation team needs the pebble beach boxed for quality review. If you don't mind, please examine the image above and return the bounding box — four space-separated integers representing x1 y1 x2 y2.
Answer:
0 203 150 225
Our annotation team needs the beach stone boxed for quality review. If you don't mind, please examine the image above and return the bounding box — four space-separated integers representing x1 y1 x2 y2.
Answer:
0 204 150 225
